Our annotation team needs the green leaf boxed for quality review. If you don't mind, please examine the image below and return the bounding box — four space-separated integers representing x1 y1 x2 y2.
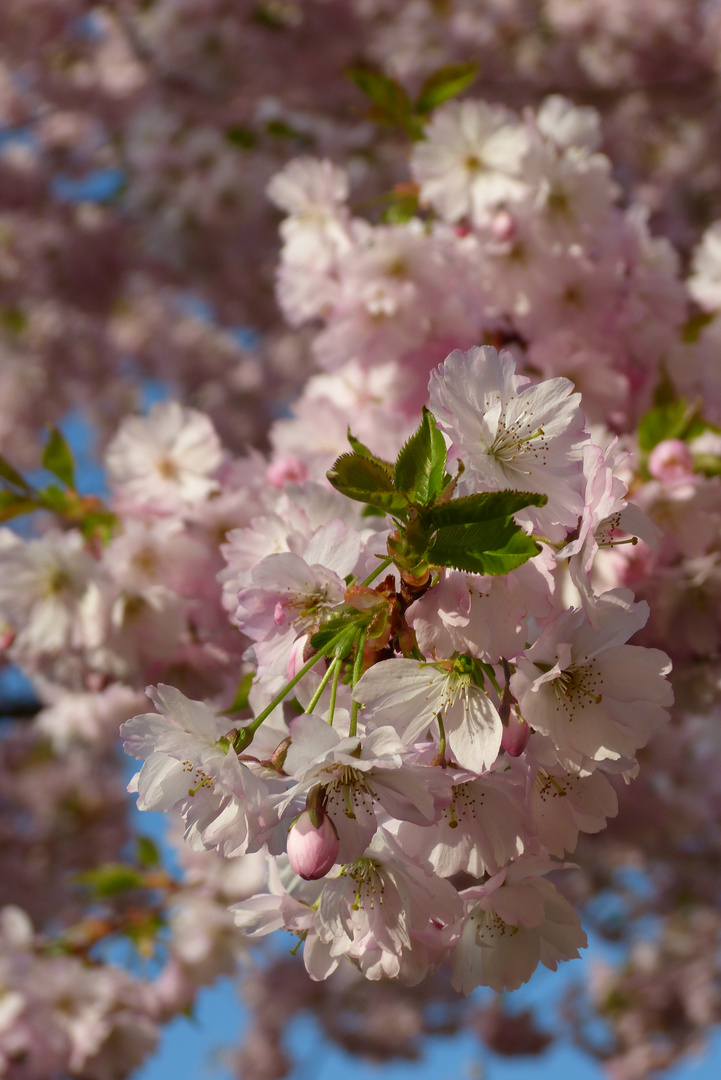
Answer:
225 671 254 714
136 836 161 869
681 310 714 344
0 306 27 334
416 62 478 115
38 484 71 513
637 400 693 453
0 490 38 522
328 453 410 513
381 186 419 224
225 125 256 149
694 453 721 476
42 426 76 489
429 519 540 575
347 66 423 138
394 407 447 504
0 453 32 493
426 490 547 527
77 864 144 897
347 430 394 475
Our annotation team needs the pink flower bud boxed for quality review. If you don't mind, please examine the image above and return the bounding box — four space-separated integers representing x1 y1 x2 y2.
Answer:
287 809 339 880
501 711 531 757
648 439 694 484
490 209 516 241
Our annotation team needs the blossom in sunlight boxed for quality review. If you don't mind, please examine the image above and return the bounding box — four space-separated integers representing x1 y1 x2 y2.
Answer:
411 100 530 223
428 345 588 525
105 401 224 514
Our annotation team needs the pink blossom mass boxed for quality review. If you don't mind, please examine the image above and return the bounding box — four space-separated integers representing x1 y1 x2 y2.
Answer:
3 5 721 1077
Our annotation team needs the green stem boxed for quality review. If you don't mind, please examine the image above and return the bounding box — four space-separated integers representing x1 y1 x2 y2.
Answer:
359 555 393 588
348 627 368 738
233 640 340 752
437 712 446 762
306 656 339 715
327 657 342 727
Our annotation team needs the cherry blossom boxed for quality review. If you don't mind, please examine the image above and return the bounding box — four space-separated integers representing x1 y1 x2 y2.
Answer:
428 345 588 525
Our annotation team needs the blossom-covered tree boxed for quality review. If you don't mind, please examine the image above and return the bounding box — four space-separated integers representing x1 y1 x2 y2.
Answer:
4 5 721 1080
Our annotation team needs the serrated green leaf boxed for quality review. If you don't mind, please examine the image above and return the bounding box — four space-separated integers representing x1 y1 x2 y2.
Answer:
394 407 447 504
328 453 410 513
226 671 254 714
42 426 75 488
426 490 547 528
347 430 394 474
416 62 478 114
637 400 692 453
428 519 540 575
136 836 161 869
0 453 32 493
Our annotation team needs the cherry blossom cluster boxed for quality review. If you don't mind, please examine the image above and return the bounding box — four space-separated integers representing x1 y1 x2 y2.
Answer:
116 343 673 994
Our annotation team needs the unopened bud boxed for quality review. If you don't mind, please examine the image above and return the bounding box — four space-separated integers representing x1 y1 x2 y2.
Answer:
648 439 694 485
501 710 531 757
287 809 339 880
490 209 516 241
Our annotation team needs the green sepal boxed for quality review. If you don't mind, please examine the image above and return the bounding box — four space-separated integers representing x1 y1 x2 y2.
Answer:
428 519 540 575
416 62 478 115
426 490 547 528
42 425 76 489
394 407 447 505
328 452 410 513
